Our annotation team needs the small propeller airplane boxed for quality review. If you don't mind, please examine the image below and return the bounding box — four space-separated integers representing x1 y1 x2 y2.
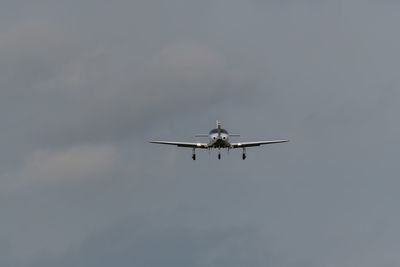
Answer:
149 121 289 160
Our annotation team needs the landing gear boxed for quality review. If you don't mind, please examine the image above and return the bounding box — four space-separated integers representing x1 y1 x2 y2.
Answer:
242 147 246 160
192 148 196 161
218 148 221 160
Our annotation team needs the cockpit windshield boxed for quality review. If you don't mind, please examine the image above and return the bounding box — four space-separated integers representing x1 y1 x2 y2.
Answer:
209 128 228 134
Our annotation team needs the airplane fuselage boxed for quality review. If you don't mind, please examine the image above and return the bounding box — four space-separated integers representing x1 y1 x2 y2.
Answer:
208 128 231 148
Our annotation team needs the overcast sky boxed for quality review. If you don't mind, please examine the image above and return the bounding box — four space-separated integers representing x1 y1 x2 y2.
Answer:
1 0 400 266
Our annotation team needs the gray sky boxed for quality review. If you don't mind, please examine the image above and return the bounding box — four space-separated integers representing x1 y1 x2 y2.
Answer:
2 0 400 266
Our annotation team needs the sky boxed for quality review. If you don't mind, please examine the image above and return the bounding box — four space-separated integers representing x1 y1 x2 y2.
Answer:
1 0 400 266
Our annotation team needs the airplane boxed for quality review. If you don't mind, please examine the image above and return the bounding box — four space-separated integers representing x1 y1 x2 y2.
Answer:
149 121 288 160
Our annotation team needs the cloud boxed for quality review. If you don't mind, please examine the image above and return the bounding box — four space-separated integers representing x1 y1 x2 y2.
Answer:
1 144 119 265
18 144 117 188
29 215 277 267
1 18 255 146
2 1 400 267
154 42 226 79
0 20 80 97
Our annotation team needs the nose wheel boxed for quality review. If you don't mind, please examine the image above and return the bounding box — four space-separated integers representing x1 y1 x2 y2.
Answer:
218 153 221 160
242 147 246 160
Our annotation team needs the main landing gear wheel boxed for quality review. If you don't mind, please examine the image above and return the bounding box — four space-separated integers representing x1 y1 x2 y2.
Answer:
242 153 246 160
192 154 196 160
218 153 221 160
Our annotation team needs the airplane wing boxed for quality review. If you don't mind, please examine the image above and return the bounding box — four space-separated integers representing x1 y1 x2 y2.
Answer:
149 141 209 148
231 140 289 148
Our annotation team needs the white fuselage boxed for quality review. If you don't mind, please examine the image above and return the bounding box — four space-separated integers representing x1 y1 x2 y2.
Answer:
208 128 230 148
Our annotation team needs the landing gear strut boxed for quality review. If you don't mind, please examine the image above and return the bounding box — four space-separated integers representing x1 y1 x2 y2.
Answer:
192 148 196 160
242 147 246 160
218 148 221 160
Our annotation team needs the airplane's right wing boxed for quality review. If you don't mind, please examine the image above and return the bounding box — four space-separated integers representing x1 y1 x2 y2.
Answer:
149 141 209 148
231 140 289 148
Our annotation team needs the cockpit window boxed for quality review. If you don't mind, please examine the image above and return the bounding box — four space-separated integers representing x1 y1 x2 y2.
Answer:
209 128 228 134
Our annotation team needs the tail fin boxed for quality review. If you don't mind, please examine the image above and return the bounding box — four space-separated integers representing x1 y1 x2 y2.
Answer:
217 120 221 136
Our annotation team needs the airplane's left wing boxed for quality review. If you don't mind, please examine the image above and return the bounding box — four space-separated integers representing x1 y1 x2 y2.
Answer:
149 141 209 148
231 140 289 148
